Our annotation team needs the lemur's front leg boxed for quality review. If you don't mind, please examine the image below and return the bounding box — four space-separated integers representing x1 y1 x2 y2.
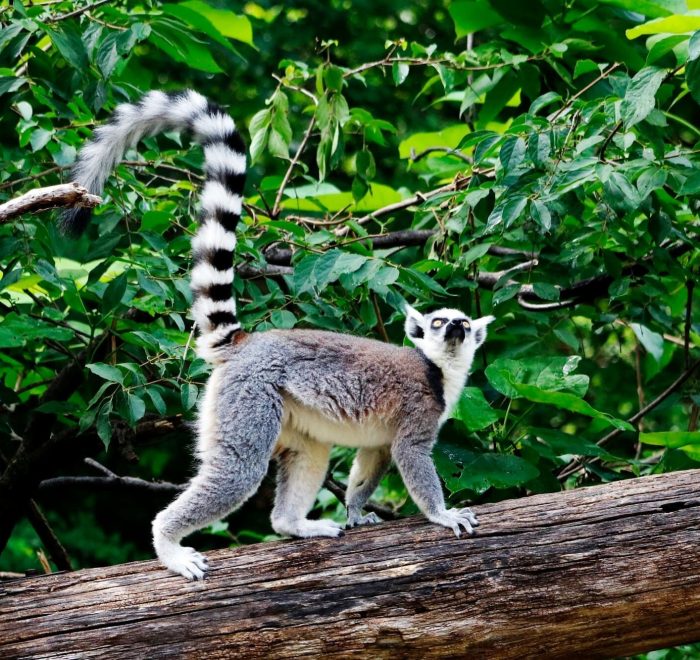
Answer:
391 433 478 537
345 447 391 528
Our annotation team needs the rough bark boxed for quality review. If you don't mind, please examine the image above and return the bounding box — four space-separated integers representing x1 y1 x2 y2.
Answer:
2 470 700 659
0 182 101 223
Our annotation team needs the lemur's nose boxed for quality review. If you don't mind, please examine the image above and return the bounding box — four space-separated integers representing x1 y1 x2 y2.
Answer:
448 319 462 326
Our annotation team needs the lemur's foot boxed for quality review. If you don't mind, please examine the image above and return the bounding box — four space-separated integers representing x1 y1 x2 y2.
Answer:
272 518 345 539
428 507 478 538
346 511 383 528
159 544 208 580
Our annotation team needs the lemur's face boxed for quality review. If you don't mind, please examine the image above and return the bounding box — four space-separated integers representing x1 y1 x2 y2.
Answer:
404 305 495 364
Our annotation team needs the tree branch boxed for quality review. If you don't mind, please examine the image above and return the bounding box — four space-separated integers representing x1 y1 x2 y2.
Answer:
0 182 101 224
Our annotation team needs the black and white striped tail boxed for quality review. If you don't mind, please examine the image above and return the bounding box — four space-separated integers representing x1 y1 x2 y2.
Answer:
60 90 247 362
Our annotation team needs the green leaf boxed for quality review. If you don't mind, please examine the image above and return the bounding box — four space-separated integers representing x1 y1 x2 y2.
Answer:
181 383 199 411
529 427 619 460
630 323 664 362
512 382 634 430
324 65 344 92
147 388 167 415
392 61 409 85
398 124 470 159
270 309 297 328
626 15 700 40
43 25 88 70
449 0 503 38
102 271 128 313
621 66 666 128
451 387 500 431
123 392 146 425
532 282 560 301
87 363 124 384
640 431 700 448
486 356 589 399
686 39 700 103
531 199 551 231
96 401 113 449
435 442 539 494
499 136 526 172
502 195 528 227
179 0 254 46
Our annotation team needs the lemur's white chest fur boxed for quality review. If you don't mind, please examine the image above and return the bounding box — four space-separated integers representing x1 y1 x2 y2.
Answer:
279 398 394 449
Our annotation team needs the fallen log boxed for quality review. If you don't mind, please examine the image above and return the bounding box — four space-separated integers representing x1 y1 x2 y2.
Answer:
1 469 700 659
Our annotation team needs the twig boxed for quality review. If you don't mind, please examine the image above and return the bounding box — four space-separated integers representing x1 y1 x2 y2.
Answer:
84 457 116 477
26 500 72 571
271 117 316 218
334 173 483 237
0 449 72 572
410 147 471 163
598 120 623 161
0 182 101 224
47 0 112 23
551 63 621 122
39 475 184 494
372 294 389 342
685 279 694 369
0 165 65 191
323 477 398 521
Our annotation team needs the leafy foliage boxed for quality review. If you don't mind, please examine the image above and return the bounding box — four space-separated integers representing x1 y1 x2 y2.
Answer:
0 1 699 630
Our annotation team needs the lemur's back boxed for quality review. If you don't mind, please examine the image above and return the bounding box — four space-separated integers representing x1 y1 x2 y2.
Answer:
217 328 445 423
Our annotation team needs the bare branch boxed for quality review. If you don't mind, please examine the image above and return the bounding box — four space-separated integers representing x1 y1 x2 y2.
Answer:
0 183 101 224
39 475 184 494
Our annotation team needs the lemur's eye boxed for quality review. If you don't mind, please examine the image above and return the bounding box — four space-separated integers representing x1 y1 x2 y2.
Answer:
462 320 471 330
431 319 444 328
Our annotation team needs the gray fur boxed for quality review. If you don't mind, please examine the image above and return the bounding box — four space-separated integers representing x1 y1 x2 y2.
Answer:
153 320 493 579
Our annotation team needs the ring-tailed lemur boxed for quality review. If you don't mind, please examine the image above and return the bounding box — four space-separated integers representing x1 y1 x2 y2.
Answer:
62 90 495 580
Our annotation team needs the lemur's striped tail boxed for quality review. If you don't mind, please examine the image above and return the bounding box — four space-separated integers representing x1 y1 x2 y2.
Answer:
61 90 247 362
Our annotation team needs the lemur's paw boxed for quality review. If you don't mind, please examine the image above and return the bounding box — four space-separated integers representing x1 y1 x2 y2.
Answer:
346 512 383 528
428 507 478 538
273 518 345 539
161 545 209 580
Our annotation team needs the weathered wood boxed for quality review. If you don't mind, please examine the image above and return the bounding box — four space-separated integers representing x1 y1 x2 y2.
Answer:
1 470 700 659
0 182 101 223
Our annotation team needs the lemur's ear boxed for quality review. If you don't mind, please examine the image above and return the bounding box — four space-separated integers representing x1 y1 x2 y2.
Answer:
472 315 496 348
404 304 425 340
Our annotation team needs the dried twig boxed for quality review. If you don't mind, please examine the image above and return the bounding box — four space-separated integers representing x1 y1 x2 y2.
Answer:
323 477 398 521
0 182 101 224
271 117 316 218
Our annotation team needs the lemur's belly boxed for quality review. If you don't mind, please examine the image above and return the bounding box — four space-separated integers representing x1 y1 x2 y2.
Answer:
279 398 393 449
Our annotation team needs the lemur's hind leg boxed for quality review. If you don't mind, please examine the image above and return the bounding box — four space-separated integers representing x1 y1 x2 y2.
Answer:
271 434 343 538
345 447 391 528
152 381 283 580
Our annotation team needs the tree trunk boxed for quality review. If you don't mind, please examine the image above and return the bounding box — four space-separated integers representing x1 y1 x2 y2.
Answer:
2 470 700 659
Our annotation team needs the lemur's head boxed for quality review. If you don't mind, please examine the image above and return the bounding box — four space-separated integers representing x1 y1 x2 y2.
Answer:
404 305 495 368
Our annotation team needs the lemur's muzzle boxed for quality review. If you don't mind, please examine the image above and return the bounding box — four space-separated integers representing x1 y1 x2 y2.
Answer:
444 319 466 342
